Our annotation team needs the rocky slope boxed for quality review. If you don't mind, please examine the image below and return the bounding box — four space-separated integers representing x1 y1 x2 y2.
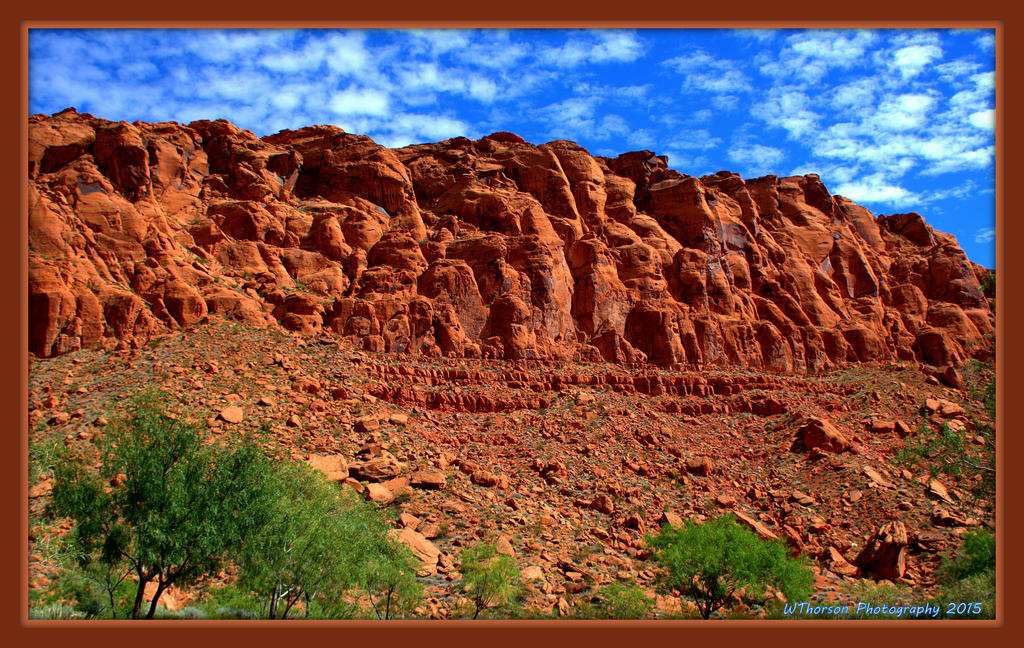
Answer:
28 321 995 618
29 109 994 373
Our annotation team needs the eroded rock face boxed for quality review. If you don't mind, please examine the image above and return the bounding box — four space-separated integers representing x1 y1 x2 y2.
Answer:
28 109 994 370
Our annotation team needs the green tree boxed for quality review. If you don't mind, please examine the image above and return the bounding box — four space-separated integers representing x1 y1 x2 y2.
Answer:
647 514 813 619
237 461 405 619
49 393 274 619
459 542 519 619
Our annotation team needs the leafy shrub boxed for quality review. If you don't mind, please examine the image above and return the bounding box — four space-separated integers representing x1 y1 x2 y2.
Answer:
936 570 996 619
459 542 519 619
196 583 261 619
43 392 424 621
938 528 996 584
28 434 65 484
577 582 655 619
212 606 259 620
934 528 995 619
174 606 208 620
647 514 813 619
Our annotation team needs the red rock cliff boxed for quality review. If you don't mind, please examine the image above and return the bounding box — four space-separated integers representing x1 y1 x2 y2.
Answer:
28 109 994 372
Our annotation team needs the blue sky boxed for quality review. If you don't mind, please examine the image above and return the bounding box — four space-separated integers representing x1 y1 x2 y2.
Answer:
28 28 996 267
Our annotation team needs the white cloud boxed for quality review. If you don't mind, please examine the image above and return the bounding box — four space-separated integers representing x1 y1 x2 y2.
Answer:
329 87 390 117
406 29 473 56
974 227 995 244
935 60 981 82
187 31 284 64
691 109 712 122
457 36 530 69
663 50 730 73
270 89 303 111
731 29 777 43
794 164 858 185
258 38 335 73
201 71 277 101
116 61 159 82
546 96 595 122
728 144 785 170
889 44 943 79
323 32 372 74
599 114 630 137
666 130 722 151
539 30 644 67
919 146 994 175
872 94 937 132
762 30 878 83
467 77 498 103
664 150 711 173
750 87 820 138
972 71 996 89
969 109 995 131
590 30 644 63
834 175 919 208
890 31 942 48
535 98 643 142
686 70 749 94
831 79 878 112
387 113 471 142
626 129 656 149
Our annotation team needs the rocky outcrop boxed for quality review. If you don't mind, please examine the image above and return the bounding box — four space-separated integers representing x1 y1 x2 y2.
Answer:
28 109 994 371
854 521 909 580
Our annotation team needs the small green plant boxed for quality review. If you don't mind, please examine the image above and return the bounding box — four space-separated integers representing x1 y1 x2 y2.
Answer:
577 582 655 619
197 583 262 619
459 542 519 619
29 603 85 620
938 528 995 585
647 514 813 620
895 422 968 476
29 434 66 485
935 571 996 619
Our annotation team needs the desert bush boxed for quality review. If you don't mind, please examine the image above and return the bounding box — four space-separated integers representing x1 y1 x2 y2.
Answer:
934 528 995 619
938 528 996 584
936 570 996 619
647 514 813 619
44 392 426 621
459 542 519 619
576 581 655 619
28 603 84 620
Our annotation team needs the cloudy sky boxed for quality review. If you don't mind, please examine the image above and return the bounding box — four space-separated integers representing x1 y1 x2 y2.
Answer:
29 28 996 267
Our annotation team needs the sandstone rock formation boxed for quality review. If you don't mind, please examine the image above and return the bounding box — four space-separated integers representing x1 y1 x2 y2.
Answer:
854 521 909 580
28 109 994 372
